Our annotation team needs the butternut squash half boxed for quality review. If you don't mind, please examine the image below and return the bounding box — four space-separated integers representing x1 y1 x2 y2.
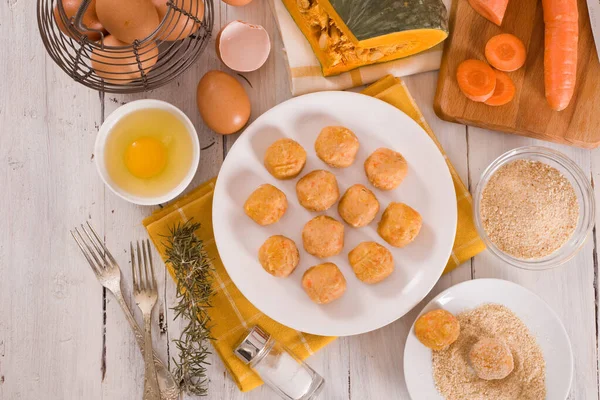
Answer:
282 0 449 76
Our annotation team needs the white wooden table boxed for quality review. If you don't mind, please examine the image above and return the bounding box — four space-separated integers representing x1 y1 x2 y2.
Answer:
1 1 599 399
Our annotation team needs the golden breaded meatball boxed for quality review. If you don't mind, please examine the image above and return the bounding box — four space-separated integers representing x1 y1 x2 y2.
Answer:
296 170 340 212
338 184 380 227
302 262 347 304
348 242 394 284
302 215 344 258
364 148 408 190
315 126 360 168
264 138 307 179
258 235 300 278
414 309 460 351
469 338 514 380
244 184 287 226
378 202 422 248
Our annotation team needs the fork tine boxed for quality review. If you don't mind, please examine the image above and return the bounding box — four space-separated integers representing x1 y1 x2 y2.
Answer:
130 242 137 292
137 241 144 291
76 226 106 273
71 229 101 277
147 240 157 290
142 240 151 290
86 221 119 267
81 224 107 269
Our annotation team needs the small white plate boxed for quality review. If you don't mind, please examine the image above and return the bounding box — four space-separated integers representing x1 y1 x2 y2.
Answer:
213 91 457 336
404 279 573 400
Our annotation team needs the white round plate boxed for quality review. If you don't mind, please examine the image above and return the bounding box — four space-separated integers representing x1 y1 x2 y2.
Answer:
213 91 457 336
404 279 573 400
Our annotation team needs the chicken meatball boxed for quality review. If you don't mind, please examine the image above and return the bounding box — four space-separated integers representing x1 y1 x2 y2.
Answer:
338 184 380 227
469 338 514 380
315 126 360 168
414 309 460 350
296 170 340 212
302 215 344 258
348 242 394 284
378 202 422 248
258 235 300 278
364 148 408 190
264 138 307 179
302 262 347 304
244 184 287 226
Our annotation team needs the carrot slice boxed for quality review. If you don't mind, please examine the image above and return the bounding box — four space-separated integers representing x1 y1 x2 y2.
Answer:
456 60 497 102
484 70 516 106
485 34 527 72
542 0 578 111
467 0 509 26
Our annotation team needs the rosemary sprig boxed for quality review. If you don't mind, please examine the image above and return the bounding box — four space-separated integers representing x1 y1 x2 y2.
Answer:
164 220 214 396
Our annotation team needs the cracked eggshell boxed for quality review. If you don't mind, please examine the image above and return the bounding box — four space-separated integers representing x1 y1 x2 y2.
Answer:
216 20 270 72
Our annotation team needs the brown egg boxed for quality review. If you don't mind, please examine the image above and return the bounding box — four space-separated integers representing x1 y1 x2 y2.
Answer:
197 70 251 135
222 0 253 6
54 0 105 41
91 35 159 84
152 0 204 41
96 0 160 44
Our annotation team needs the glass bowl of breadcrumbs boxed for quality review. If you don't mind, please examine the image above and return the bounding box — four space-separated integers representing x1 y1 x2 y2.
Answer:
474 146 594 270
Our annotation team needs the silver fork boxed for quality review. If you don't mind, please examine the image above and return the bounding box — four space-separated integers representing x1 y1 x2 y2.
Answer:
71 222 179 400
131 240 161 400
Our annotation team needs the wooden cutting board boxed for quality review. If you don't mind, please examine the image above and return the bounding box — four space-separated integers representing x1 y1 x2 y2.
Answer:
434 0 600 148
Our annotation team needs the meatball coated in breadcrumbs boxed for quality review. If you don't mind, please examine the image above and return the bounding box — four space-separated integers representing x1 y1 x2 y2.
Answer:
302 262 347 304
315 126 360 168
264 138 307 179
296 170 340 212
258 235 300 278
244 184 287 226
469 338 515 380
415 309 460 350
302 215 344 258
348 241 394 284
364 148 408 190
338 184 380 228
378 202 422 248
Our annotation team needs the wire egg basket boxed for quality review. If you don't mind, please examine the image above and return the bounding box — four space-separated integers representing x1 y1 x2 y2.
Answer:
37 0 214 93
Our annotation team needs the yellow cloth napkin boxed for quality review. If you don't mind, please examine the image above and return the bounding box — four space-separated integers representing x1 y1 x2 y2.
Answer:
269 0 452 96
143 76 485 392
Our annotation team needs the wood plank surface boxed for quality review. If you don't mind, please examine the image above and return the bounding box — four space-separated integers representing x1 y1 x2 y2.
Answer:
0 0 598 399
435 0 600 148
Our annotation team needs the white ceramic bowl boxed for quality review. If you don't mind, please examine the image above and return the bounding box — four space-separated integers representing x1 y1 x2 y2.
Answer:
95 99 200 206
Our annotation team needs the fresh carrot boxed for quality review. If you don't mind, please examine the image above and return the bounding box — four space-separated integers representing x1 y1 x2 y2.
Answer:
484 70 516 106
485 34 527 72
542 0 579 111
456 59 497 102
467 0 509 26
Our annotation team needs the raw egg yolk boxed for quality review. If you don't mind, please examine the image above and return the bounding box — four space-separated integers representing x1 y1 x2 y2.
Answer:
124 137 167 179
